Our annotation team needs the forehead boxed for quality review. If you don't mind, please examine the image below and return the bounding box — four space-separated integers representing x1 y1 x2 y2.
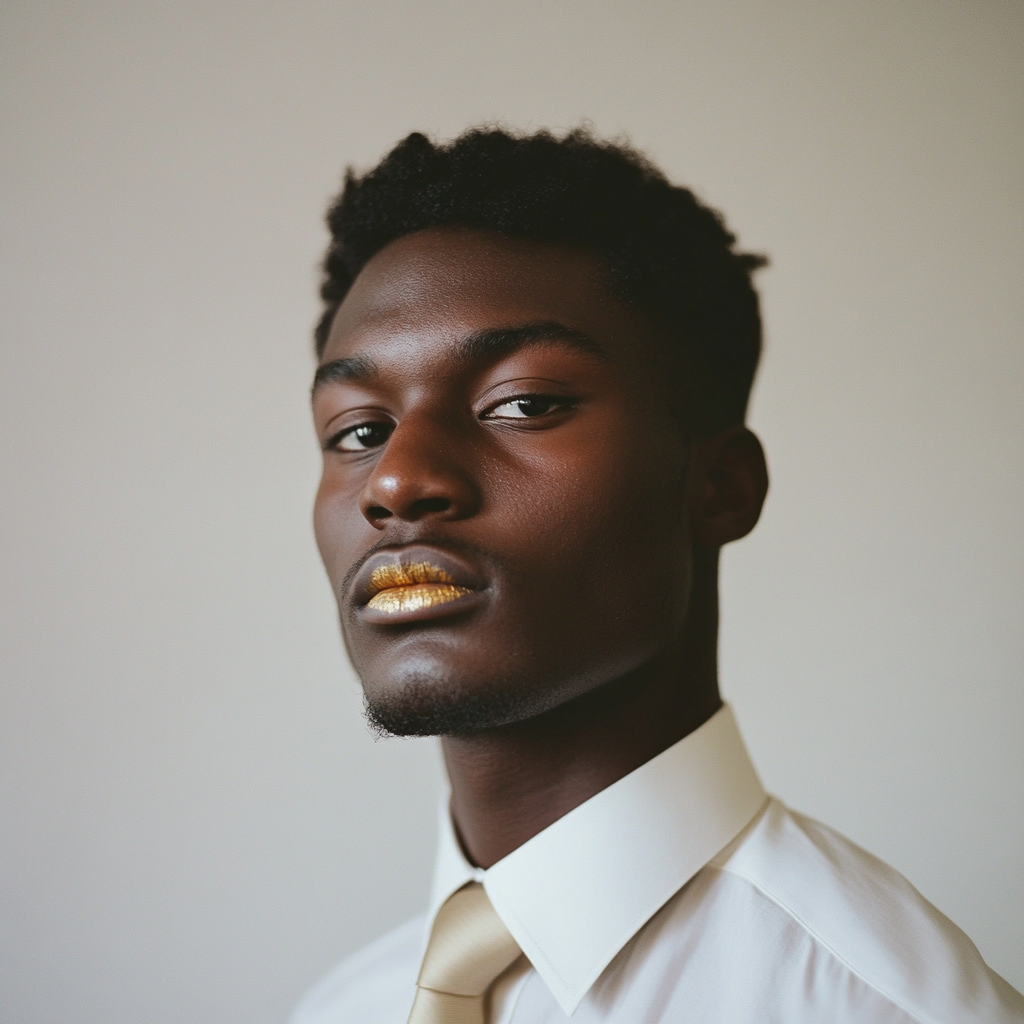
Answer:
321 228 655 364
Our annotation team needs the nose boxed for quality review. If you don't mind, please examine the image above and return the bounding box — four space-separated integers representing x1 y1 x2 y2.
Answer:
359 413 482 529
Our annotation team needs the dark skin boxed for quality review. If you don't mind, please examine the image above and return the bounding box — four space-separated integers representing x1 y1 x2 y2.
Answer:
312 228 768 868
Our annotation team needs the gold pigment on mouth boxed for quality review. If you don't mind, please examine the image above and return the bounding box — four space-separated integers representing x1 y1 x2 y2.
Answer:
366 562 472 613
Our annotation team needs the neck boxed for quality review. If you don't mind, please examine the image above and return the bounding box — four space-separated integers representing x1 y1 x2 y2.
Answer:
442 562 721 868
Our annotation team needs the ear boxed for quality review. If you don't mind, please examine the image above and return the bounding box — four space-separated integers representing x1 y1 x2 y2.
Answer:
691 426 769 548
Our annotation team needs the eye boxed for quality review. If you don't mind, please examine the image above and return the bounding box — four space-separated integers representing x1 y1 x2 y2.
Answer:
329 421 394 452
484 395 569 420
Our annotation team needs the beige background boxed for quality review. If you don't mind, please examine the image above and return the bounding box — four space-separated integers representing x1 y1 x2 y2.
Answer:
1 1 1021 1021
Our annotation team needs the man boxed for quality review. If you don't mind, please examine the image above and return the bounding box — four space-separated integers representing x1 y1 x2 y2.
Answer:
292 128 1021 1023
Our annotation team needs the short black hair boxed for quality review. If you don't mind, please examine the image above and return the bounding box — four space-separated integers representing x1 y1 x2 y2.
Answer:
316 127 767 431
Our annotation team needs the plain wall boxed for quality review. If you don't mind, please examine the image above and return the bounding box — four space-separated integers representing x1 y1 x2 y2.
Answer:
1 2 1021 1021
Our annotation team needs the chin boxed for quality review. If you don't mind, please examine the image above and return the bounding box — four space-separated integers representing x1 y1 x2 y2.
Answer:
360 663 548 738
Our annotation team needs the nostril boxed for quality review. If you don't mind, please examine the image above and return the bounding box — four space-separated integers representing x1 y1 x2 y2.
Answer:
413 497 452 515
367 505 393 520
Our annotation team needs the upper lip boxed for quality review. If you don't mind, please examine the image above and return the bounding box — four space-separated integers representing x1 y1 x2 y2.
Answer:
350 545 487 608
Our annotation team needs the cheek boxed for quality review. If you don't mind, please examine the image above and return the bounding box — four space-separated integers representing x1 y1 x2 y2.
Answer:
531 418 686 548
312 470 365 587
495 427 691 636
311 473 336 560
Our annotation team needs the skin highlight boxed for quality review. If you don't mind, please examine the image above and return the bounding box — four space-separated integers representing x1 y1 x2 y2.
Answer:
312 227 768 868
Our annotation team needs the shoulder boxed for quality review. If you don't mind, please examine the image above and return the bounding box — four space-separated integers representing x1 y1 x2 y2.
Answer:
714 798 1023 1024
288 914 424 1024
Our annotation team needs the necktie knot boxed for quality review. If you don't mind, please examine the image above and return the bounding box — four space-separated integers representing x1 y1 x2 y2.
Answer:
408 882 523 1024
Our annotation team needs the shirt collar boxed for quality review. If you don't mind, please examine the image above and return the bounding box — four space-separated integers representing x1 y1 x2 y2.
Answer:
427 703 767 1016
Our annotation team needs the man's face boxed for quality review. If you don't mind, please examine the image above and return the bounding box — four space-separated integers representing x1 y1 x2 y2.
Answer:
312 228 697 735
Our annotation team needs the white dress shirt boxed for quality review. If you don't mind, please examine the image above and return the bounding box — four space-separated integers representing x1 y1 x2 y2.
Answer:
291 705 1022 1023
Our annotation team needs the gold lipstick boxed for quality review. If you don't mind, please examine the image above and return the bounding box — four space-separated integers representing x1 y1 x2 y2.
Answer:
366 562 472 614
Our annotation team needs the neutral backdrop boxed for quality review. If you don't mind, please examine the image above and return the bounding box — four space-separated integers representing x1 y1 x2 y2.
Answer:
1 2 1021 1021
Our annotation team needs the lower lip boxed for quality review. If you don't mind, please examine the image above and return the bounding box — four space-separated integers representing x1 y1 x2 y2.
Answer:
359 584 484 624
367 582 473 614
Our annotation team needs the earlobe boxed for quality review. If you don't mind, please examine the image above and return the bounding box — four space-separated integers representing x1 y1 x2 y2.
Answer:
695 427 769 548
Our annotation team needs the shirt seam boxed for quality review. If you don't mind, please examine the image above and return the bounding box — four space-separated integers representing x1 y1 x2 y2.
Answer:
715 863 933 1024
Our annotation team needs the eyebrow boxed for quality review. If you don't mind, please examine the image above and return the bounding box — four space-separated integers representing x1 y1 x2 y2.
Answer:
312 321 605 396
311 354 378 393
456 320 606 363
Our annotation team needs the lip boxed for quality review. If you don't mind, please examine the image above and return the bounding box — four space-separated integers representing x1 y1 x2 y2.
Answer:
352 545 488 625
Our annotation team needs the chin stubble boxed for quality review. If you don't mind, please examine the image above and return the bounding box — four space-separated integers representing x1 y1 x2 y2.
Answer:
362 672 539 738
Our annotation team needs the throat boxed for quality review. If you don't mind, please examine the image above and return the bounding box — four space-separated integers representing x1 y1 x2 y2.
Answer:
441 654 721 869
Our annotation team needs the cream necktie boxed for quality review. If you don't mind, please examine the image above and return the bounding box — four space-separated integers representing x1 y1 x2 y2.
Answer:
408 882 524 1024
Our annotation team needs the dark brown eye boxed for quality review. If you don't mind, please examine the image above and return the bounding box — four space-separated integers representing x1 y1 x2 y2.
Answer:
335 422 394 451
486 395 563 419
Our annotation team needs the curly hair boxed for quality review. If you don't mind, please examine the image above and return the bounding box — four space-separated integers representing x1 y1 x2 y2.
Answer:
316 127 767 431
